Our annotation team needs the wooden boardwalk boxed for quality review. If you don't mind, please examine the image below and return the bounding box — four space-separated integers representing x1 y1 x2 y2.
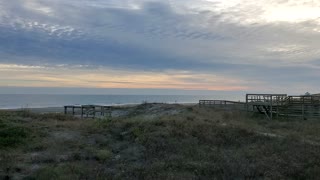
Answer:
64 105 112 118
246 94 287 120
199 100 246 110
279 95 320 119
199 94 320 120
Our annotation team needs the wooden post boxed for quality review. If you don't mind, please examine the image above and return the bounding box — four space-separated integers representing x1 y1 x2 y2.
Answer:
246 94 249 112
101 106 104 116
276 102 279 119
72 107 75 115
64 106 67 115
81 106 84 118
93 106 95 119
270 95 273 120
108 106 112 117
86 107 89 118
302 96 305 120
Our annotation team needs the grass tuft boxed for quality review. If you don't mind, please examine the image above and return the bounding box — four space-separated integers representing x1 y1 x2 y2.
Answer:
0 124 30 148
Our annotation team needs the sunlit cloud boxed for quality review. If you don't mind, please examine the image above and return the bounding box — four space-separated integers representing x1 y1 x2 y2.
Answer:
0 64 248 91
23 0 54 16
263 6 320 23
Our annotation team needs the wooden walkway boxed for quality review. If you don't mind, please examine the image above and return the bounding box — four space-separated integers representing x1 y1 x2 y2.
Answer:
279 95 320 119
199 100 246 110
199 94 320 120
246 94 287 120
64 105 112 118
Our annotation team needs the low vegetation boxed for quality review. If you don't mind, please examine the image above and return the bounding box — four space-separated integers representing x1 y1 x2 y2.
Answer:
1 104 320 179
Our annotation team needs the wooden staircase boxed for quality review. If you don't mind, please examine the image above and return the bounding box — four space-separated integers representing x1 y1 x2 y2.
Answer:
246 94 320 119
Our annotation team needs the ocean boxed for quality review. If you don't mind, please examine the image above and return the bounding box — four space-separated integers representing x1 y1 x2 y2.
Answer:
0 94 244 109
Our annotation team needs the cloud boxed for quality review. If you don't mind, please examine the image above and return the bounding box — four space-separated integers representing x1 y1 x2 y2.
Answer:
0 63 249 91
0 0 320 93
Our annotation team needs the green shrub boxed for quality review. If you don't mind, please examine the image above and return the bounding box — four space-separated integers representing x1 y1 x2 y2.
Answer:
95 118 111 128
0 119 6 128
15 109 37 118
94 149 113 162
32 163 90 180
0 126 29 148
40 113 77 121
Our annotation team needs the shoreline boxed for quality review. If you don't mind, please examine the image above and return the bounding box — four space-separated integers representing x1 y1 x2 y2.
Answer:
0 102 198 113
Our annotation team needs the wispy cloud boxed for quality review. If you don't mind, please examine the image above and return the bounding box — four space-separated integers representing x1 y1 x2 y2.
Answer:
0 63 249 90
0 0 319 93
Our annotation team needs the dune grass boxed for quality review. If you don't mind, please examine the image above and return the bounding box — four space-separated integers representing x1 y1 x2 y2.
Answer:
1 104 320 179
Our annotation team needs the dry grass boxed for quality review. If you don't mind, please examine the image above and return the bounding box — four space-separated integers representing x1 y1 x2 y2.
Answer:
1 104 320 179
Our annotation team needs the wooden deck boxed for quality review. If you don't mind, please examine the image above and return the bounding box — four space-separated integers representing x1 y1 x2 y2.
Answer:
199 94 320 120
64 105 112 118
199 100 246 110
278 96 320 119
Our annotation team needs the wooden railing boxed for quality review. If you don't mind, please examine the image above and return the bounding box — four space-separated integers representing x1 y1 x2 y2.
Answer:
199 100 246 110
64 105 112 118
279 96 320 119
199 95 320 119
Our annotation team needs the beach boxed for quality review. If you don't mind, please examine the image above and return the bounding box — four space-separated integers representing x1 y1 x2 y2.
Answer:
0 94 235 110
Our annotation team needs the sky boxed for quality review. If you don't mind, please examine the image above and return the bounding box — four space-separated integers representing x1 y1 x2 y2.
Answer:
0 0 319 95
